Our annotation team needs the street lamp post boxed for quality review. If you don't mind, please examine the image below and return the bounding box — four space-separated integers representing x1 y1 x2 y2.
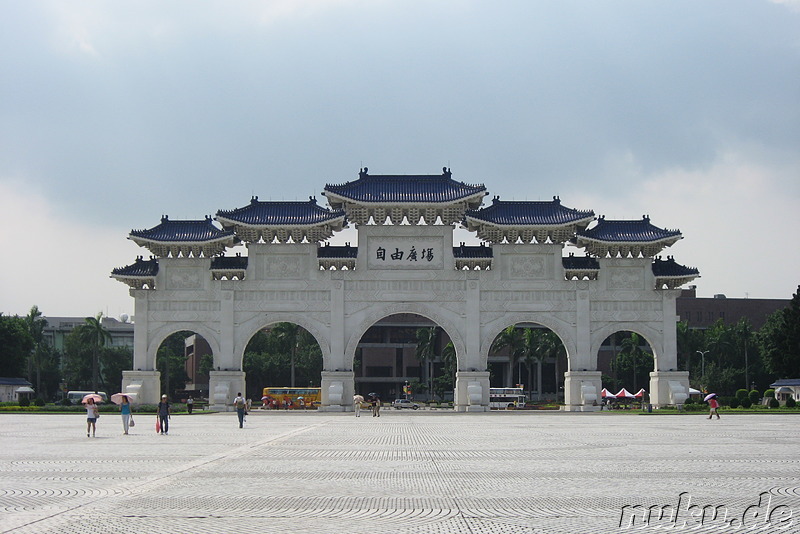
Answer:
696 350 710 379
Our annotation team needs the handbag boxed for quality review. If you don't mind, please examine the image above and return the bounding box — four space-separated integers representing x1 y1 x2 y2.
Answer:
129 416 135 427
155 417 161 433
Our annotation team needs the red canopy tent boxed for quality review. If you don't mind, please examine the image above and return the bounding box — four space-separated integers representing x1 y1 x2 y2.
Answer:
634 388 646 398
601 388 615 399
615 388 635 399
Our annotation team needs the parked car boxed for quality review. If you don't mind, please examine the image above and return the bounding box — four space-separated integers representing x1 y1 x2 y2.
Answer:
392 399 420 410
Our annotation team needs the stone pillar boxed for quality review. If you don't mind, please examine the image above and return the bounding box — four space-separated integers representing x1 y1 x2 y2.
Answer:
209 370 246 412
649 370 690 408
563 370 602 411
320 370 354 412
122 370 160 405
454 370 490 412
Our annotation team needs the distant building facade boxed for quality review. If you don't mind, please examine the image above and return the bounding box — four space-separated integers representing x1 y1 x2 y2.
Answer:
676 286 788 330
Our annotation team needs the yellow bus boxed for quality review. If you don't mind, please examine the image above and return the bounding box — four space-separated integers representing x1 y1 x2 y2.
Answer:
261 387 321 409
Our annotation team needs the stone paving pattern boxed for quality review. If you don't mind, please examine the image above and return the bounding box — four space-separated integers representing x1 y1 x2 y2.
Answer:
1 411 798 533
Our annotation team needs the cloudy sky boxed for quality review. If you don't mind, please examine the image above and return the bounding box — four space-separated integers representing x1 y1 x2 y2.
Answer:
1 0 798 319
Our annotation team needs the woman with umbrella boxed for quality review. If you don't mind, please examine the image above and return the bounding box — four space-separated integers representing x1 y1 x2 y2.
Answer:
82 394 102 437
111 393 134 434
705 393 721 420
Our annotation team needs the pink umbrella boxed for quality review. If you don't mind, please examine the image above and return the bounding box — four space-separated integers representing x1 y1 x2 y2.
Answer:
82 393 103 404
110 393 136 405
704 393 717 402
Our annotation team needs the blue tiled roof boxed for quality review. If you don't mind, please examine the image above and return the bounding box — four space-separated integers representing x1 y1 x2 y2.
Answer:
317 244 358 259
465 197 594 226
562 254 600 270
210 255 249 270
130 216 234 242
324 167 487 204
576 216 681 242
453 243 493 258
111 256 159 277
652 256 699 277
216 197 345 226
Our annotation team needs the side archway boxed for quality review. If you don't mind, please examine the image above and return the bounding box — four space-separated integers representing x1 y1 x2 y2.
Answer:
146 323 221 372
234 313 331 370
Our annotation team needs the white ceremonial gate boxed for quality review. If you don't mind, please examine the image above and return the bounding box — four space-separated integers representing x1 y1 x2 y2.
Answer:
113 168 699 411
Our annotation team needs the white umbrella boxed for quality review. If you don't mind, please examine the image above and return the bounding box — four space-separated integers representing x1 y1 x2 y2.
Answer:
704 393 717 402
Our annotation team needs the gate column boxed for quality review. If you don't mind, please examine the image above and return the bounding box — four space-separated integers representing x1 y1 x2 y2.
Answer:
563 371 602 412
320 370 354 412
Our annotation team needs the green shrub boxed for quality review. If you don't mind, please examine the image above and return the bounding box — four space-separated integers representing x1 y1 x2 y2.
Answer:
735 389 749 400
728 398 740 409
769 397 780 408
748 390 760 404
61 398 72 406
764 389 775 398
739 398 752 409
787 397 797 408
684 397 695 405
34 398 45 406
18 397 30 407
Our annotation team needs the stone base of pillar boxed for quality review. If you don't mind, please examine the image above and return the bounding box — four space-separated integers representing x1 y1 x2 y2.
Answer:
649 370 690 408
122 370 160 405
320 370 354 412
209 370 246 412
563 371 602 412
454 371 490 412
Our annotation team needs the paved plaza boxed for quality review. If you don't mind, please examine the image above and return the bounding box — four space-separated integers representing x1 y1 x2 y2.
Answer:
1 410 798 533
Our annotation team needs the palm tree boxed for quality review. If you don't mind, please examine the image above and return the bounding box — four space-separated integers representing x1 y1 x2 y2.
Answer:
535 330 565 400
272 323 301 387
76 313 111 394
490 325 524 387
415 327 439 398
24 306 46 398
618 333 652 392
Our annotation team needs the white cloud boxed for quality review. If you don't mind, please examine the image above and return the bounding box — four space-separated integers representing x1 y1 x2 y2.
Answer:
0 180 136 318
567 151 800 299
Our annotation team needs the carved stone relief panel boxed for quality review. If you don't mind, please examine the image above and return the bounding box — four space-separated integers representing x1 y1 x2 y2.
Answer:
508 255 550 280
165 268 202 290
607 268 644 290
264 256 306 279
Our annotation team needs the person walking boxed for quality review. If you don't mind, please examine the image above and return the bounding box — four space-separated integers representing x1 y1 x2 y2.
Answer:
233 392 246 428
371 394 381 418
353 394 364 417
157 394 171 434
708 395 721 420
120 395 133 434
186 396 194 415
85 397 99 437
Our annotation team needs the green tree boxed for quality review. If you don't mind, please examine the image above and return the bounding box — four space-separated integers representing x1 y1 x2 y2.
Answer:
757 285 800 379
613 333 654 392
157 331 191 398
415 327 439 398
431 341 457 400
490 325 524 387
272 323 302 387
24 306 47 396
75 313 112 393
0 313 33 377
